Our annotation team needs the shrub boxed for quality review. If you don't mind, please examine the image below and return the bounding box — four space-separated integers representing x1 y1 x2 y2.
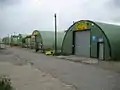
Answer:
0 76 13 90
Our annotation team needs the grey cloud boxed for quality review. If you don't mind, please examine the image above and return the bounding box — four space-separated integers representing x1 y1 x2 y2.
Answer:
106 0 120 9
106 0 120 22
1 0 120 37
112 0 120 7
0 0 21 7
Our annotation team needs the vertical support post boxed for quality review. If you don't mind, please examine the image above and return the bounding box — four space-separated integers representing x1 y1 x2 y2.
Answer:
35 35 37 52
8 34 9 45
54 13 57 55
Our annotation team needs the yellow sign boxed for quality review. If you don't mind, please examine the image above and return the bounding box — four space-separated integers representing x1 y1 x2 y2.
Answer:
75 22 88 30
33 31 38 36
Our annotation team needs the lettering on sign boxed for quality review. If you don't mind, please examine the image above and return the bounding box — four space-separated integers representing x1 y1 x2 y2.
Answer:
75 22 88 30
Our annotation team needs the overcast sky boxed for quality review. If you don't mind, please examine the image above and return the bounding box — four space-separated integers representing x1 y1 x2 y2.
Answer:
0 0 120 37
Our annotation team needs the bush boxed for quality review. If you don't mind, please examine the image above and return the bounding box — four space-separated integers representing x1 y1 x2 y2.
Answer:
0 76 13 90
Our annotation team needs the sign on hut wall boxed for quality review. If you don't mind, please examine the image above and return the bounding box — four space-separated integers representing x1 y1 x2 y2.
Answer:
33 30 39 36
75 21 88 30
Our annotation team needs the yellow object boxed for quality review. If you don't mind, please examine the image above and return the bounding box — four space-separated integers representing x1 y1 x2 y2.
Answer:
45 51 52 55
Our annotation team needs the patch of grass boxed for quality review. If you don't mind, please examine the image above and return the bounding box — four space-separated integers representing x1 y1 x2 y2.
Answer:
0 76 14 90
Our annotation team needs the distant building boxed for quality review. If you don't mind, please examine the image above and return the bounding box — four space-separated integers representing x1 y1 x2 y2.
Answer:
31 30 65 53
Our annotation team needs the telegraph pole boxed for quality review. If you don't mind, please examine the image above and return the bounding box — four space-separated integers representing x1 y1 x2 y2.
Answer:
73 21 75 24
14 32 15 36
8 34 9 45
54 13 57 55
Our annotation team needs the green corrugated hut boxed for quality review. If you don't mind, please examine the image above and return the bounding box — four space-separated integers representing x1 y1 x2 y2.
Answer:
10 34 28 46
31 30 65 52
0 38 2 43
22 35 32 48
10 35 19 46
62 20 120 60
18 34 28 46
2 37 11 45
2 37 9 44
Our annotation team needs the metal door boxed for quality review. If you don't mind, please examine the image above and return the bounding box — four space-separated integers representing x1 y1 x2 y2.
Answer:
98 43 104 60
74 31 90 57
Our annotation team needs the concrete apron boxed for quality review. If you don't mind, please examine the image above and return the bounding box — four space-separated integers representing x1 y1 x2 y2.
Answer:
57 55 98 64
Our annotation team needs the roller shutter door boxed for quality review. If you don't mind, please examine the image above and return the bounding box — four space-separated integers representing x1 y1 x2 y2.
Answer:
74 31 90 57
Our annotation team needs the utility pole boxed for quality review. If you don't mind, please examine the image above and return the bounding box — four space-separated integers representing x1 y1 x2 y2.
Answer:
14 32 15 36
54 13 57 55
8 34 9 45
73 21 75 24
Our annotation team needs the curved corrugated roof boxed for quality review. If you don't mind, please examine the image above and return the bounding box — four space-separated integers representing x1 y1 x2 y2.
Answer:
19 34 29 38
2 37 11 43
94 21 120 60
40 31 65 50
